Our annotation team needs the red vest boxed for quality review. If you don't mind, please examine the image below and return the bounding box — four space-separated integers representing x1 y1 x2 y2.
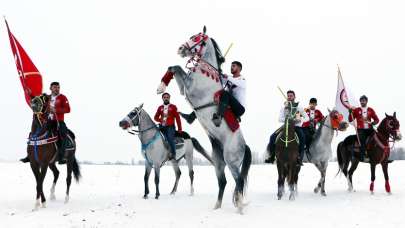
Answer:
154 104 182 131
51 94 70 121
349 107 379 129
302 108 324 128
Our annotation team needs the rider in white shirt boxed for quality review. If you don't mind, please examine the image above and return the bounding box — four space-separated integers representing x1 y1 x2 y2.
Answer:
265 90 309 166
180 61 246 127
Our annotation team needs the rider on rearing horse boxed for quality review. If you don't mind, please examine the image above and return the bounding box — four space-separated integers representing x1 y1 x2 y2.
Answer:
177 61 246 127
265 90 309 166
154 92 183 160
349 95 379 161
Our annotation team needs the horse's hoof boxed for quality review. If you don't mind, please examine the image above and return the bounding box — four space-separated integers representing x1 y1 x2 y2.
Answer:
50 194 56 201
143 195 148 199
237 207 244 215
289 195 295 201
64 195 70 204
213 201 222 210
321 191 327 197
155 195 160 200
370 191 374 195
41 202 47 208
170 191 176 196
314 187 320 194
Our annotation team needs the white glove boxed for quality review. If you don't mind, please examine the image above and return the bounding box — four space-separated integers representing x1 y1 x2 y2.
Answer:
157 82 166 94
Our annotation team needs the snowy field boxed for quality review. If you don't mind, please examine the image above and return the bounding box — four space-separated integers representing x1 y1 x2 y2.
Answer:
1 161 404 228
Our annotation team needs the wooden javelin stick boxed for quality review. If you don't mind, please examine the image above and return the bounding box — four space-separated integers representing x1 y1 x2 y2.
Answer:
223 42 234 58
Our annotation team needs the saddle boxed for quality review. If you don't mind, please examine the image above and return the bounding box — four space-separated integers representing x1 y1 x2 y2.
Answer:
160 131 190 150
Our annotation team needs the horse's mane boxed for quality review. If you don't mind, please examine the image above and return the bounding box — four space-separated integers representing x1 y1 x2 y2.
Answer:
210 38 225 74
312 116 328 143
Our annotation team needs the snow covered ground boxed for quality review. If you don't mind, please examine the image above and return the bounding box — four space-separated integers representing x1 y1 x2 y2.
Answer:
1 161 404 228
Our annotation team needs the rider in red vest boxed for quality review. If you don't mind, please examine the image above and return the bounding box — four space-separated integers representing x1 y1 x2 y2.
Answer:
302 98 324 157
20 82 71 164
154 92 182 160
349 95 379 161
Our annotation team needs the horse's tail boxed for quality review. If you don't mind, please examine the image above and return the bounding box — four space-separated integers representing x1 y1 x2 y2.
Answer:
336 142 345 177
240 144 252 195
72 157 81 182
191 137 214 165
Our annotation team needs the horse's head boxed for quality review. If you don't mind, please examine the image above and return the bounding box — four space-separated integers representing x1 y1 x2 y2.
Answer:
382 112 402 141
328 109 348 131
30 94 50 115
119 104 144 130
178 26 209 58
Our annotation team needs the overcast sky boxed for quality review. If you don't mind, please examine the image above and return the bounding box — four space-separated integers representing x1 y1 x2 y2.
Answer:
1 0 404 162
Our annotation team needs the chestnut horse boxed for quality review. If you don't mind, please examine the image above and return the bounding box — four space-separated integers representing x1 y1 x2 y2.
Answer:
337 112 401 194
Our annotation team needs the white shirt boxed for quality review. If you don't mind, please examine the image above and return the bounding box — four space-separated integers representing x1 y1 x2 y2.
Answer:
224 75 246 108
48 94 59 120
162 104 169 126
361 106 369 129
278 102 309 127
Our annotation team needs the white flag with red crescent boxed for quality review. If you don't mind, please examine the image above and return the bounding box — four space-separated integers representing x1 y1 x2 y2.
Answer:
335 66 358 122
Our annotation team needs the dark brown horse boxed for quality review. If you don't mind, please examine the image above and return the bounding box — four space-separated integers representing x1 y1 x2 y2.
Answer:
337 112 401 194
275 104 301 200
28 94 81 210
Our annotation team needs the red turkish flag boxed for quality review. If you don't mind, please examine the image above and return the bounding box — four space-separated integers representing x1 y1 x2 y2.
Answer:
5 19 43 107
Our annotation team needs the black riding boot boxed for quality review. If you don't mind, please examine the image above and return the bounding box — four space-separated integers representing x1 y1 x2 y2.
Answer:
58 138 67 164
180 112 196 124
212 100 228 127
20 156 30 163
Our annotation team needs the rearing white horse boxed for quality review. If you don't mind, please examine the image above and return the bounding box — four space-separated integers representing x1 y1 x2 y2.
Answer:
157 26 251 213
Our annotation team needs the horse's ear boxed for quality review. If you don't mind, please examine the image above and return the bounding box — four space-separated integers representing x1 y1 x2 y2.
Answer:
327 108 331 113
385 113 389 118
203 25 207 34
139 103 144 109
393 112 397 118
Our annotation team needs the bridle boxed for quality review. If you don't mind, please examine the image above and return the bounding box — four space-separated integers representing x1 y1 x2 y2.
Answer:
124 108 157 135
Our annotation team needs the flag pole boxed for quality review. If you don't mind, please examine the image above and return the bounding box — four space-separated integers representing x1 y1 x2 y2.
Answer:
223 42 234 58
338 65 361 145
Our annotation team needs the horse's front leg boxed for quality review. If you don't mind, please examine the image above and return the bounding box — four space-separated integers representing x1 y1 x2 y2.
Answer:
144 164 152 199
369 163 376 194
381 162 391 194
49 163 59 201
170 160 182 195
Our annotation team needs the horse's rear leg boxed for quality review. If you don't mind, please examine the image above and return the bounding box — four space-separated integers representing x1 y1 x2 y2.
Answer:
144 164 152 199
185 151 194 196
49 163 59 200
65 161 73 204
381 162 391 194
347 159 359 192
170 160 181 195
369 163 376 194
154 166 161 199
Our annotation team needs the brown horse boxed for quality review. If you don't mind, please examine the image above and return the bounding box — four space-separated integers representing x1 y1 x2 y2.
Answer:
337 112 401 194
275 104 301 200
28 94 81 210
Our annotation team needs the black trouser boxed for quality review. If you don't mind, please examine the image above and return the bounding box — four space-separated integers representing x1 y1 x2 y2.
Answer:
358 128 374 159
46 120 68 158
269 126 306 160
160 125 176 156
218 91 245 118
302 127 315 153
